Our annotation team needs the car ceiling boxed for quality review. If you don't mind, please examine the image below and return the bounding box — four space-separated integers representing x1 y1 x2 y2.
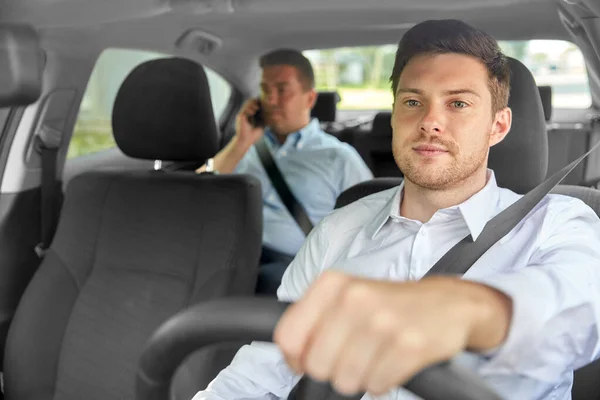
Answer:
0 0 590 95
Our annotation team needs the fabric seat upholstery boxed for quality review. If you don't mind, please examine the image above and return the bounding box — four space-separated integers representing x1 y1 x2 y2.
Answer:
3 57 263 400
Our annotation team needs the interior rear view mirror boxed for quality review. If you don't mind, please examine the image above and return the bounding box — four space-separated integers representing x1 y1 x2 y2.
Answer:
0 24 43 107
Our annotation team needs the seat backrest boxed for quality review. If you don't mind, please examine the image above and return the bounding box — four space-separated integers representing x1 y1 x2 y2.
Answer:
311 91 340 123
3 57 263 400
335 176 402 209
538 84 592 186
311 91 342 135
546 122 592 186
551 185 600 215
351 111 404 178
333 58 600 400
538 85 552 122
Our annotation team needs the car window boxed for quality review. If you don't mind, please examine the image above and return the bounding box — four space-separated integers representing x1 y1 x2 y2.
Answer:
68 48 232 159
303 40 591 111
499 40 591 109
304 46 397 111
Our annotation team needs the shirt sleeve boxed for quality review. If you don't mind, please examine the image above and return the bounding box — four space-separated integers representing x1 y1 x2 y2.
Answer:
191 218 331 399
465 197 600 383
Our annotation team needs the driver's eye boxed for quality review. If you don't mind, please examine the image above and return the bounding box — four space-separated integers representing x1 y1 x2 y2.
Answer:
452 101 468 108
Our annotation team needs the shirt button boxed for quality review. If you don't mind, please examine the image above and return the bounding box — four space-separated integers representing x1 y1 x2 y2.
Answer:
281 151 287 156
420 230 426 236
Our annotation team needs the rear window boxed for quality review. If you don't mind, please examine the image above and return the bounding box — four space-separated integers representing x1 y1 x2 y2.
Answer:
303 40 591 111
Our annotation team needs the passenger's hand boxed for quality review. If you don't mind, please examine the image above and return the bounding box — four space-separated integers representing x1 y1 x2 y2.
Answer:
234 98 265 150
273 270 511 397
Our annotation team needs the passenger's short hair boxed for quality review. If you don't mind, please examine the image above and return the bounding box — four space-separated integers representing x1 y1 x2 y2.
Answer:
259 48 315 91
390 19 510 113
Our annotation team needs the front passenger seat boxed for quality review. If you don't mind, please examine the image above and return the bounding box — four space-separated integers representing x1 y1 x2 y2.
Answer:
3 57 263 400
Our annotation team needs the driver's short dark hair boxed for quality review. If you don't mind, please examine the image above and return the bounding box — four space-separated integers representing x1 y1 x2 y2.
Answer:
259 48 315 91
390 19 510 113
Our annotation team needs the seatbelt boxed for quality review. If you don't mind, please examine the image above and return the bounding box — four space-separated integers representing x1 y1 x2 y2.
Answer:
424 138 600 277
255 137 314 236
34 124 63 258
580 116 600 187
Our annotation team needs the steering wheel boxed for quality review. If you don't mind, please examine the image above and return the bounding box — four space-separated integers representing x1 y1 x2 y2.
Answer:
136 297 504 400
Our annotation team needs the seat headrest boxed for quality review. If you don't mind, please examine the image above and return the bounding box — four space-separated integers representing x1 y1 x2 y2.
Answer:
112 57 219 162
0 24 44 107
489 57 548 193
371 112 393 136
366 57 547 194
538 85 552 121
311 91 340 122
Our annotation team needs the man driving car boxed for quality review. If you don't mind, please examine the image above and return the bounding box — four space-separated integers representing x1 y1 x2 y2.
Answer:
193 19 600 400
196 49 373 294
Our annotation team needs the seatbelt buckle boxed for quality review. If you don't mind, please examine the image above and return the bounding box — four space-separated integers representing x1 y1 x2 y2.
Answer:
34 242 47 258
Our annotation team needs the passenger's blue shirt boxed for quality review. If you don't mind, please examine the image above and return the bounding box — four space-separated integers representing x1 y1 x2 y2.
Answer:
235 118 373 256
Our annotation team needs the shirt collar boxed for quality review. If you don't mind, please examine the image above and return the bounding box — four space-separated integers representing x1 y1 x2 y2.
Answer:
456 169 499 240
264 118 321 150
365 181 404 240
366 169 501 241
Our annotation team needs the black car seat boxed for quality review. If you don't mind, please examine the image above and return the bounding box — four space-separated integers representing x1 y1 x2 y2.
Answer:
3 57 263 400
310 91 341 133
334 57 600 400
351 111 404 178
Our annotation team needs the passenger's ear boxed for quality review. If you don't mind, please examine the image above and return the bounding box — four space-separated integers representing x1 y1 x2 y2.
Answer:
306 88 317 109
490 107 512 147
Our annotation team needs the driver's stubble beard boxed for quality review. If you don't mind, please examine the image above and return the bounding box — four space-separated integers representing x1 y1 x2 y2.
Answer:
393 130 490 191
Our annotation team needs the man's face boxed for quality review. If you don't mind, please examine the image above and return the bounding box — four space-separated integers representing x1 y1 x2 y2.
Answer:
391 53 511 190
260 65 316 135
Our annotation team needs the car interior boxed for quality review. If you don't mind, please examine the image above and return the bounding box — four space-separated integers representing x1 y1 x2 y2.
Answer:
1 0 600 399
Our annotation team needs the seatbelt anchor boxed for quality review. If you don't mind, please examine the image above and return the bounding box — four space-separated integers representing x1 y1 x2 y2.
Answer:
34 124 63 152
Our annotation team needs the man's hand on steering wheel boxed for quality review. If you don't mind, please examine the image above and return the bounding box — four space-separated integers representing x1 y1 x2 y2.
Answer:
274 270 513 397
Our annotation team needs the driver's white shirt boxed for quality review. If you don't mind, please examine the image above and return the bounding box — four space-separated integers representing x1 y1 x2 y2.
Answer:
193 169 600 400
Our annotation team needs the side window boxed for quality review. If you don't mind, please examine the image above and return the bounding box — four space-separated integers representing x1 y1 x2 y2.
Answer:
68 48 232 159
499 40 590 109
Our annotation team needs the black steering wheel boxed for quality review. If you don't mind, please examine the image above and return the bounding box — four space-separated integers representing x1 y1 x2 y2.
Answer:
136 297 504 400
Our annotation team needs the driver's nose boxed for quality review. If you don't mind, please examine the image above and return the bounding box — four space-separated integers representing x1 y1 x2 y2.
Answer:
419 104 445 134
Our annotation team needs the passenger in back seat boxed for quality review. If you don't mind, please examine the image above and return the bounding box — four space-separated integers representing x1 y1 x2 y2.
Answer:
194 19 600 400
196 49 373 294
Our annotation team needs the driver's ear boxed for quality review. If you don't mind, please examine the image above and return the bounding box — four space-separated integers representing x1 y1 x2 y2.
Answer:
490 106 512 147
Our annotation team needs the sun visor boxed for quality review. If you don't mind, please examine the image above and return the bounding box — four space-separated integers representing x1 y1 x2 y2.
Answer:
0 24 43 107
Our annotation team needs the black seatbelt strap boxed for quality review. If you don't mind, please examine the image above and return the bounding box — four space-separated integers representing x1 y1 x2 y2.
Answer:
34 125 63 258
255 137 314 236
425 138 600 277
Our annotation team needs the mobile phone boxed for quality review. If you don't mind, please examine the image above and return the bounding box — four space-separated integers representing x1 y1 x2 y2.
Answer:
247 98 265 128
